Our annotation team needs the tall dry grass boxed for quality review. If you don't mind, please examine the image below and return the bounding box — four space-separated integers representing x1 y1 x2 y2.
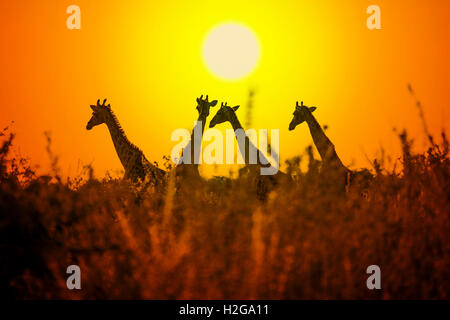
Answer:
0 121 449 299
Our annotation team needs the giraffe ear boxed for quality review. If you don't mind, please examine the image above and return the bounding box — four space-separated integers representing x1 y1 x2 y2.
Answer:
209 100 218 106
90 105 97 112
309 107 317 112
232 105 240 112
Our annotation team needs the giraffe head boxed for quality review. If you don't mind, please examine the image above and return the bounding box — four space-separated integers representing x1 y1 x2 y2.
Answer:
288 101 317 131
86 99 111 130
209 102 240 128
196 95 218 118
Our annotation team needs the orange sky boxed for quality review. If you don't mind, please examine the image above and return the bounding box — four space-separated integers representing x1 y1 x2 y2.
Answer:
1 0 449 178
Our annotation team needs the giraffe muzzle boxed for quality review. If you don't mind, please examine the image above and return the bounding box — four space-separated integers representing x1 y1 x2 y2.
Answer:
288 121 296 131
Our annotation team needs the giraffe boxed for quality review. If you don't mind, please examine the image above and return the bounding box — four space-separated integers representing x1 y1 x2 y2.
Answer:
209 102 289 199
288 101 351 189
86 99 166 187
175 95 217 180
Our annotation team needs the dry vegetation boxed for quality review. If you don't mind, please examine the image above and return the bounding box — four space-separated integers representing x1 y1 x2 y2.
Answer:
0 120 449 299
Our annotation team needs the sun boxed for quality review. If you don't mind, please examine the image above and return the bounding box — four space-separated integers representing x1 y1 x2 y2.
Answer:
202 23 260 81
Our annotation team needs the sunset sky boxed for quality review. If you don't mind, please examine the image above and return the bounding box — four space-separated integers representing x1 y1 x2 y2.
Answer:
1 0 449 178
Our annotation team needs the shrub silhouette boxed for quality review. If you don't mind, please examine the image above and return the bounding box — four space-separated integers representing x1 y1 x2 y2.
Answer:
0 122 449 299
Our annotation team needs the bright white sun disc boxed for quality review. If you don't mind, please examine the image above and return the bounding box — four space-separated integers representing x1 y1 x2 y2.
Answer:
202 23 260 80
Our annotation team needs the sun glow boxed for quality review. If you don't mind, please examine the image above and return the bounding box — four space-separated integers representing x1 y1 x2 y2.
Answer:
202 23 260 80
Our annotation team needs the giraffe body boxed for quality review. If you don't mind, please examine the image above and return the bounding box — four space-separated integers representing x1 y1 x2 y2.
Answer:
86 99 165 187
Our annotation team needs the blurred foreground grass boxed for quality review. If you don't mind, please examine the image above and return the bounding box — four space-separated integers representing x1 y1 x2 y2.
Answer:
0 124 449 299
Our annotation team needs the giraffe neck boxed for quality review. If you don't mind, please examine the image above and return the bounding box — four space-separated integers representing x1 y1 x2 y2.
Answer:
303 109 346 170
191 113 207 165
228 111 268 166
104 110 142 171
180 113 207 169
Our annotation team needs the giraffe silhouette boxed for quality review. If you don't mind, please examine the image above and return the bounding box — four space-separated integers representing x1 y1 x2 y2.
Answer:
86 99 165 188
210 102 290 199
175 95 217 180
289 101 371 191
